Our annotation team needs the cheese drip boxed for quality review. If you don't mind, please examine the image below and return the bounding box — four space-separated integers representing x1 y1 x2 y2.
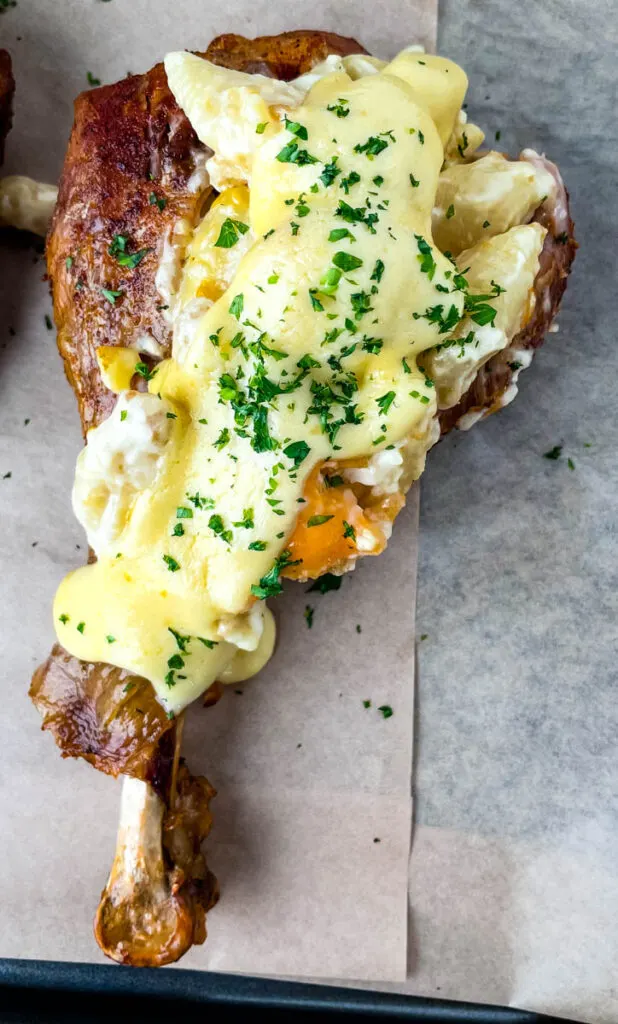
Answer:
54 50 467 714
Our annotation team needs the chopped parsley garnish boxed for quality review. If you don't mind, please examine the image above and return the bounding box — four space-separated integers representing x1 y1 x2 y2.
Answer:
44 314 53 331
307 572 342 594
65 256 74 269
168 627 191 652
544 445 563 460
457 131 469 158
76 621 85 634
446 204 455 219
568 458 576 470
327 98 350 118
214 217 250 249
249 540 267 551
332 251 363 272
378 704 393 719
229 293 244 320
108 234 151 269
233 507 254 529
329 228 355 243
309 290 325 312
350 290 373 320
320 267 342 294
417 129 425 145
276 141 318 165
415 235 436 279
304 605 314 628
376 391 396 415
320 157 341 187
176 506 193 519
214 427 230 450
283 439 311 466
101 287 123 305
134 361 158 382
58 614 70 624
163 554 181 572
283 116 309 140
307 515 334 528
354 135 389 159
413 303 461 335
370 259 384 283
149 192 166 211
267 273 279 284
208 514 233 544
343 520 356 540
172 523 185 536
198 637 219 649
336 200 378 234
402 357 412 374
340 171 361 194
326 474 344 488
372 175 384 187
483 219 491 228
363 699 371 708
555 232 570 244
106 635 116 644
495 130 501 141
409 173 420 188
87 71 101 87
362 336 383 354
251 549 300 599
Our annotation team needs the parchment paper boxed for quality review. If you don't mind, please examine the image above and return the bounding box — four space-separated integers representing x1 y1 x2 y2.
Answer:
0 0 434 985
2 2 615 1021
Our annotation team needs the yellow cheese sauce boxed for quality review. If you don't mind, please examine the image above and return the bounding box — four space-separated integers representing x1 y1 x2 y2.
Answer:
53 49 532 716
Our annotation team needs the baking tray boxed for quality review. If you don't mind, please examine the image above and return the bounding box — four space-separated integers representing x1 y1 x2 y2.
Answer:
0 960 578 1022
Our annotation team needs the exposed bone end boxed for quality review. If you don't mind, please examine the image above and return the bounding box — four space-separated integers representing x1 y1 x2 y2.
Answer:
94 771 218 967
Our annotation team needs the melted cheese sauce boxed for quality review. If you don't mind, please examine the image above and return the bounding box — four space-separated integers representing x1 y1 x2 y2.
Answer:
53 48 546 716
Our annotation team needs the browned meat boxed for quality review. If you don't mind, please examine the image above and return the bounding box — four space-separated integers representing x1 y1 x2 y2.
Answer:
29 644 173 779
0 50 14 166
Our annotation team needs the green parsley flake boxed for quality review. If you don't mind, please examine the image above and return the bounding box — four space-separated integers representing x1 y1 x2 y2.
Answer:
276 141 317 165
354 135 389 159
101 287 123 305
229 293 244 319
307 573 342 594
108 234 151 269
59 614 70 625
544 445 563 460
256 121 268 134
343 520 356 541
149 192 166 211
332 251 363 272
283 439 310 466
378 704 394 719
446 204 455 219
307 514 335 527
163 554 181 572
363 699 371 709
134 361 157 382
214 217 250 249
376 391 396 415
409 173 420 188
249 540 267 551
304 605 314 628
415 235 436 279
76 621 85 634
327 98 350 118
370 259 384 283
87 71 101 87
106 635 116 644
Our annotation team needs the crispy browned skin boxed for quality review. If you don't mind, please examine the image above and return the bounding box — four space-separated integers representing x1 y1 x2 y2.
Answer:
36 32 368 777
0 50 14 166
29 644 174 779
